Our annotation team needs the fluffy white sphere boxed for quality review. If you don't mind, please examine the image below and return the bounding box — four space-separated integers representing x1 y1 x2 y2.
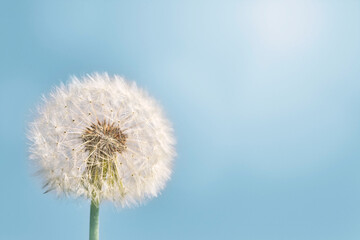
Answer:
28 73 176 207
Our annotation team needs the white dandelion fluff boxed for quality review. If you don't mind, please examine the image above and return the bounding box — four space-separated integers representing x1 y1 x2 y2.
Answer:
28 73 176 208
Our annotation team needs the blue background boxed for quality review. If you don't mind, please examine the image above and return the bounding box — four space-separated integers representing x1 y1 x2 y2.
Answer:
1 0 360 239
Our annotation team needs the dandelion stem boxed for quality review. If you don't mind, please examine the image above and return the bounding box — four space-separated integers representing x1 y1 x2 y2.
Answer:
89 200 99 240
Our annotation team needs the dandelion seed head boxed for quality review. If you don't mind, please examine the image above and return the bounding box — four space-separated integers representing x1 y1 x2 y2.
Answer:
28 73 176 207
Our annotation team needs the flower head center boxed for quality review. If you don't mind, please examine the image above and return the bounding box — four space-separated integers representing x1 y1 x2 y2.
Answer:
82 120 127 156
81 120 127 200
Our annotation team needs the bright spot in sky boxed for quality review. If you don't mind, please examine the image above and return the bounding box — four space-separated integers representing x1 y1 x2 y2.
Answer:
239 0 325 52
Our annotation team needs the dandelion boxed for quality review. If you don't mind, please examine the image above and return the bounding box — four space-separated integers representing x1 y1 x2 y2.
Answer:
28 73 176 240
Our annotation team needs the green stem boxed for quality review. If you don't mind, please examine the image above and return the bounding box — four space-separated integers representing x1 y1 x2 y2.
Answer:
89 200 99 240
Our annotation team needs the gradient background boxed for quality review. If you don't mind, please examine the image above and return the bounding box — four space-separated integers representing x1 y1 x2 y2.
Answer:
1 0 360 239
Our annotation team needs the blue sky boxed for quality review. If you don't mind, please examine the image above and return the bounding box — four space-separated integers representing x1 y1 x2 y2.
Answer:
1 0 360 239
